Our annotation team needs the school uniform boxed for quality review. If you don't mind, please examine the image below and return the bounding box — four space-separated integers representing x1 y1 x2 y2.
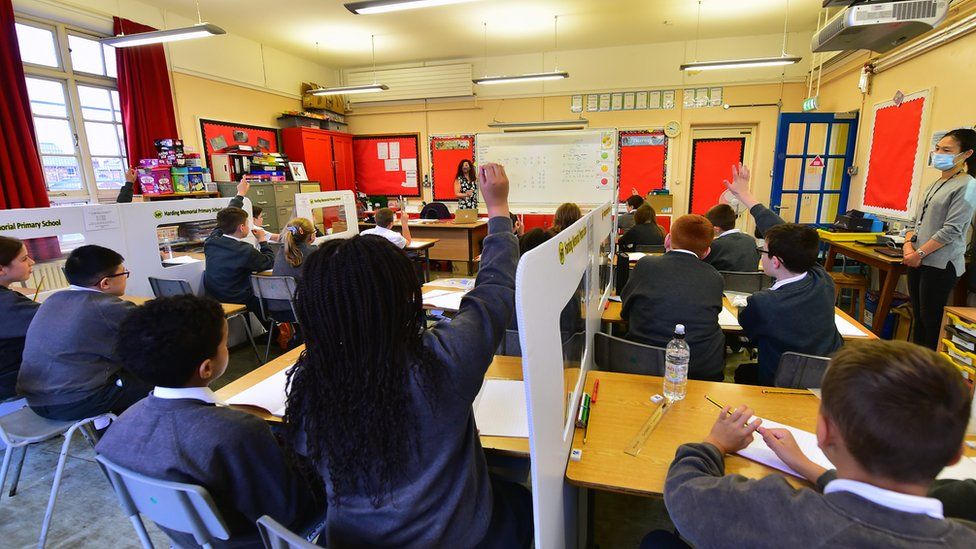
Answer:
736 204 842 386
268 242 317 317
96 388 323 548
621 250 725 381
204 196 275 313
0 286 40 400
16 288 151 420
299 216 532 548
360 225 407 248
819 469 976 524
663 442 976 547
705 229 761 272
618 223 664 251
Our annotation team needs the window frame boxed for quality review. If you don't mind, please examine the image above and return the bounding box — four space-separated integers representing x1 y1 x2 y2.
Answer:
16 15 128 204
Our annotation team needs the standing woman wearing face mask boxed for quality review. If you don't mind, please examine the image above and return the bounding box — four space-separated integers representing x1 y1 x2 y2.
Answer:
903 129 976 349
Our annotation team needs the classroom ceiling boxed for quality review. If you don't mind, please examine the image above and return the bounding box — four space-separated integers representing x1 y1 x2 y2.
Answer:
138 0 824 68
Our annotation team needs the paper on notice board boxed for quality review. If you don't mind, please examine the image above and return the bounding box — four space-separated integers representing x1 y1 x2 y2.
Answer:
473 379 529 438
404 171 418 187
401 158 418 171
384 159 400 172
377 142 389 160
84 206 121 231
389 142 400 159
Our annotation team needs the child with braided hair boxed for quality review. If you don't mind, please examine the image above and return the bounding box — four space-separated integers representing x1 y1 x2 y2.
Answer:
285 163 532 548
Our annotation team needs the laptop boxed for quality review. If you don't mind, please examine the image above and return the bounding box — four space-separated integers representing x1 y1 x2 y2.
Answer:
453 209 479 224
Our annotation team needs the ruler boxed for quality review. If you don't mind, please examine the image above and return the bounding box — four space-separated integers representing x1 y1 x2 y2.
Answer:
624 402 669 457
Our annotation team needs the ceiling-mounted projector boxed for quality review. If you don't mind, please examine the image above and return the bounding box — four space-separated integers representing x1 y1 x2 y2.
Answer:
812 0 949 53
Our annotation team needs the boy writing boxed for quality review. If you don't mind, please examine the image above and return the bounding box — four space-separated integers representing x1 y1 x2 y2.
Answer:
97 295 324 547
621 214 725 381
704 203 761 272
661 340 976 546
361 207 412 248
17 245 151 420
204 180 275 314
722 164 842 386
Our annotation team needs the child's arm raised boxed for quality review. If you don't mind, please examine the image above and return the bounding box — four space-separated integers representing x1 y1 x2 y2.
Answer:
722 163 786 235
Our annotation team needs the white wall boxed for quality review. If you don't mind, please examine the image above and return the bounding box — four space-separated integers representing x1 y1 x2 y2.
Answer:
13 0 337 97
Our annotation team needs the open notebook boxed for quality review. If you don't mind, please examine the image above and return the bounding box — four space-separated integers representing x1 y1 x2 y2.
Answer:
473 379 529 438
423 290 467 311
740 418 976 481
225 367 291 417
716 310 866 337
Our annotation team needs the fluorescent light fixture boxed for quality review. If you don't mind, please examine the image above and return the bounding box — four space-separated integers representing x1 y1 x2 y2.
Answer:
101 23 225 48
473 71 570 85
680 56 801 71
345 0 478 15
487 119 588 129
309 84 390 96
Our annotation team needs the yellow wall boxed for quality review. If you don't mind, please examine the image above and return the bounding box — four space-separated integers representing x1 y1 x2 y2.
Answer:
171 73 303 156
817 4 976 219
347 82 807 218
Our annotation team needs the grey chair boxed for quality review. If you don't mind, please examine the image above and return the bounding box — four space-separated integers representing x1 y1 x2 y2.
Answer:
0 410 116 547
634 244 666 253
148 276 261 363
250 275 300 363
96 455 230 549
495 329 522 357
720 271 774 294
257 515 318 549
593 332 666 376
774 352 831 389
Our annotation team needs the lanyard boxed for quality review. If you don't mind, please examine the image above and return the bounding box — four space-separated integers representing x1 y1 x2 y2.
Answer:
919 170 963 224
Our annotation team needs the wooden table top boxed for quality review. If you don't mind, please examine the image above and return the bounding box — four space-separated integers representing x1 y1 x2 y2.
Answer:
360 220 488 230
602 297 877 340
406 238 439 251
215 347 529 457
826 240 905 266
123 295 247 317
565 370 821 496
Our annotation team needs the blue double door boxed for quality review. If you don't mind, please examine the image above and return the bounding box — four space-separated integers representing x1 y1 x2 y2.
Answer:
770 112 859 225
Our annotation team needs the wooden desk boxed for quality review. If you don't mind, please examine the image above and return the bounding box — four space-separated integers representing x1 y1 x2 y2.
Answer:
565 370 819 496
822 241 906 337
406 238 439 282
360 220 488 274
122 295 247 317
216 348 529 457
602 297 876 341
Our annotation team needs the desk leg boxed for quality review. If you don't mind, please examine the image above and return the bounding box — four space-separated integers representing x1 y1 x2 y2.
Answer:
872 267 899 337
823 244 837 272
424 249 431 283
577 486 594 549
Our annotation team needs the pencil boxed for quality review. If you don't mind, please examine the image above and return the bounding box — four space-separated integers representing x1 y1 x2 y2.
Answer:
32 275 46 302
762 389 814 396
704 394 726 412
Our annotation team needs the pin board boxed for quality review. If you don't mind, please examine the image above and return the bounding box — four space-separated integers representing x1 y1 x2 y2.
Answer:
617 130 668 201
475 129 617 208
861 89 931 218
352 133 422 197
430 134 475 201
199 119 280 169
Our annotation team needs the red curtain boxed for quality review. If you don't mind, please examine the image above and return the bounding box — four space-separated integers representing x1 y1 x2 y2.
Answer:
0 0 49 209
113 17 179 192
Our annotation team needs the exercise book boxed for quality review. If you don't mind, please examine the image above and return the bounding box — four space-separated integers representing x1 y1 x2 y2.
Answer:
225 366 291 417
424 291 467 312
739 418 976 481
473 379 529 438
718 308 740 328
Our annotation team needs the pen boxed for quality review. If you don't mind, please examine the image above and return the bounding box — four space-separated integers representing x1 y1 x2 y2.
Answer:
591 379 600 404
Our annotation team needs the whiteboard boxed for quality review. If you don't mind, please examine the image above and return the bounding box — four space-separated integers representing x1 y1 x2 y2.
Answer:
475 129 618 207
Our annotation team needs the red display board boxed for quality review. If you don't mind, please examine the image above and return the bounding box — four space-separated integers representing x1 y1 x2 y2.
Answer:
430 135 474 201
617 130 668 201
689 138 745 215
863 95 926 213
352 134 422 197
199 119 279 167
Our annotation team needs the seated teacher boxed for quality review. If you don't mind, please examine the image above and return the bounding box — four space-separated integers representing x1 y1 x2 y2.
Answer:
454 159 478 210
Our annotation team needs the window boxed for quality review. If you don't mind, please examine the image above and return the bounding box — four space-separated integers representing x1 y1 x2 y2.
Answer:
15 19 127 203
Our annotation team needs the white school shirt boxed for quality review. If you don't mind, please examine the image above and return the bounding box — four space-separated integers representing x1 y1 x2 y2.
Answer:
153 386 225 405
824 479 944 519
670 249 699 258
361 225 407 249
770 272 807 291
714 228 741 240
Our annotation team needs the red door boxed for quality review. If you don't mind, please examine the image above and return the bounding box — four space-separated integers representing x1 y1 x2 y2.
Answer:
688 138 745 215
305 134 336 191
331 134 355 191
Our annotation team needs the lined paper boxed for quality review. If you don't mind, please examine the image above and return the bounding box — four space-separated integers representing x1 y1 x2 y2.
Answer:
473 380 529 438
834 314 867 337
424 291 466 311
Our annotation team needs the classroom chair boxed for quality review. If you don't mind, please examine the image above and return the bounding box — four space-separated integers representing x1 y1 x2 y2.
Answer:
495 329 522 357
634 244 666 254
257 515 318 549
827 271 868 322
419 202 451 220
148 276 261 363
96 455 230 549
774 352 832 389
593 332 666 376
249 275 301 363
719 271 774 294
0 409 116 548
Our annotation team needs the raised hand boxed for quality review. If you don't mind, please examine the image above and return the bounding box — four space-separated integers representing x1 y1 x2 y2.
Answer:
236 178 251 197
722 163 759 209
479 163 510 219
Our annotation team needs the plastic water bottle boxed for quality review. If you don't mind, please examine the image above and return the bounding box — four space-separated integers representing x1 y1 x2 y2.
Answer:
664 324 690 402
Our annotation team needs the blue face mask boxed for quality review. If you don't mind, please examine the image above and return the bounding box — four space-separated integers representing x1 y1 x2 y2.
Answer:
932 152 961 171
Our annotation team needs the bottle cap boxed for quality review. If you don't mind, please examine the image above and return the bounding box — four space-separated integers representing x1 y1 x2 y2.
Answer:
675 324 685 335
